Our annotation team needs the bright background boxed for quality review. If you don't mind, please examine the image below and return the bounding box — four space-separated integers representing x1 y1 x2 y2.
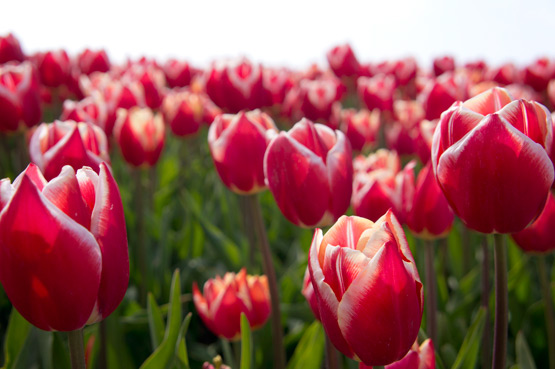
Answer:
3 0 555 69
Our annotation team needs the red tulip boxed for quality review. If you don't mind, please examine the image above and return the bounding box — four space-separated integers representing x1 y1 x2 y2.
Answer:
308 212 423 366
415 119 438 164
487 63 518 86
386 339 435 369
114 107 165 167
124 64 166 109
433 55 455 77
419 72 468 120
0 61 42 132
163 59 193 88
60 92 109 132
0 163 129 331
29 120 110 180
78 49 111 75
357 74 396 112
511 192 555 254
0 33 25 64
523 57 555 92
392 57 418 86
162 89 205 137
33 50 71 88
432 87 554 233
407 162 454 239
193 269 270 340
302 267 320 320
264 118 353 227
261 67 294 106
338 107 381 152
326 44 361 78
208 110 277 194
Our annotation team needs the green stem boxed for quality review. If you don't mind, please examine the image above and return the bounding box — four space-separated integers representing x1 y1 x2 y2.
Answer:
481 237 491 369
424 239 437 344
325 334 339 369
134 168 148 305
537 256 555 369
239 196 256 269
462 226 471 275
67 329 86 369
98 319 108 369
221 338 235 369
245 194 285 369
492 233 508 369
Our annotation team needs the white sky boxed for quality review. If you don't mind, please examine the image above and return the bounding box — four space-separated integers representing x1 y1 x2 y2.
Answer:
3 0 555 70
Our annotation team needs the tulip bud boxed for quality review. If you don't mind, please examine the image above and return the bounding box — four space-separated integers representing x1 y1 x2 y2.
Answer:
114 107 165 167
338 107 381 152
433 55 455 77
0 163 129 331
0 33 25 64
163 59 193 88
261 67 294 106
33 50 71 88
386 339 435 369
432 87 554 233
61 92 109 132
326 44 361 78
208 110 277 194
523 57 555 92
308 212 423 366
419 72 468 120
357 74 396 112
487 63 518 86
511 192 555 254
0 61 42 132
29 120 110 180
193 269 270 340
264 118 353 227
78 49 111 75
162 89 205 137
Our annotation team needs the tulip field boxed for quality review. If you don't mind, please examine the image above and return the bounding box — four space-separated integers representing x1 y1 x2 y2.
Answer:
1 34 555 369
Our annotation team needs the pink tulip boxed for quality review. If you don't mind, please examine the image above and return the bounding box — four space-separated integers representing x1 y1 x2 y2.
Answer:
386 339 435 369
326 44 361 78
77 49 111 75
0 33 25 64
357 74 396 112
511 192 555 254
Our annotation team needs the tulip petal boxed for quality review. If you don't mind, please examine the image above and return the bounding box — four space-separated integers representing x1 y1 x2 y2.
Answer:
211 283 247 340
246 275 271 327
322 245 369 300
0 173 101 331
462 86 512 115
193 282 219 335
319 215 374 265
326 131 353 221
88 163 129 320
386 351 419 369
418 339 435 369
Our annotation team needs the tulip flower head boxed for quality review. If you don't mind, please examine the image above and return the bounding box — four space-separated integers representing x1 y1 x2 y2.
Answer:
386 339 435 369
29 120 110 180
432 87 554 233
326 43 361 78
114 107 165 167
208 110 278 194
193 269 270 340
308 212 423 366
0 163 129 331
264 118 353 227
0 33 25 64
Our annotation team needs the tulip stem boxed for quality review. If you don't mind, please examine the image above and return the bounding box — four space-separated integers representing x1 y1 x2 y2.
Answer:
245 194 286 369
424 239 437 345
537 256 555 369
481 237 491 369
98 319 108 369
492 233 508 369
67 329 86 369
133 168 148 305
239 196 257 269
325 334 339 369
221 338 236 369
461 226 471 275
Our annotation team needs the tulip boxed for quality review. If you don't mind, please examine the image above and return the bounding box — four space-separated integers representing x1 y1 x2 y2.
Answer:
338 107 381 152
419 72 468 120
523 57 555 92
302 267 320 320
432 86 554 234
392 57 418 86
33 50 71 88
326 44 361 78
114 107 165 167
124 64 166 109
0 61 42 132
0 33 25 64
415 119 438 164
261 67 294 106
264 118 353 227
308 212 423 366
163 58 193 88
433 55 455 77
29 120 110 180
77 49 111 75
60 92 109 132
162 89 219 137
407 162 454 239
511 192 555 254
357 74 396 112
193 269 270 340
487 63 519 86
386 339 435 369
0 163 129 331
208 110 277 194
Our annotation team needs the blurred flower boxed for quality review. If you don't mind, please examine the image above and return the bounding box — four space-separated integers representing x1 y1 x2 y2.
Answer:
0 33 25 64
32 50 71 88
308 212 423 366
29 120 110 180
432 87 553 233
162 89 211 137
338 106 381 152
114 107 165 167
523 57 555 92
487 63 518 86
60 92 109 132
264 118 353 227
326 43 361 78
208 110 277 194
419 72 468 120
511 192 555 254
432 55 455 77
193 269 270 340
357 74 396 112
0 163 129 331
77 49 111 75
163 58 194 88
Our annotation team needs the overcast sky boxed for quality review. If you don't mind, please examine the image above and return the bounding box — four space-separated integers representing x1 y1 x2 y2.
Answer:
3 0 555 70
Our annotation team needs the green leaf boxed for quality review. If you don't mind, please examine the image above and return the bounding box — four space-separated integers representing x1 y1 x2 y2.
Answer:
240 314 253 369
451 307 487 369
515 331 537 369
3 308 32 369
140 269 182 369
286 321 325 369
147 293 166 349
174 313 192 369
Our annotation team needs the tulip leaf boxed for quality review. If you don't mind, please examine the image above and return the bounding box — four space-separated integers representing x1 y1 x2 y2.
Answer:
286 321 325 369
174 312 192 369
3 308 32 369
147 293 165 349
515 331 537 369
240 313 253 369
140 269 183 369
451 307 487 369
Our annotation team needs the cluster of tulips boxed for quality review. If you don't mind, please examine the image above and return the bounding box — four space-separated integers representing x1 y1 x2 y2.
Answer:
0 32 554 369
